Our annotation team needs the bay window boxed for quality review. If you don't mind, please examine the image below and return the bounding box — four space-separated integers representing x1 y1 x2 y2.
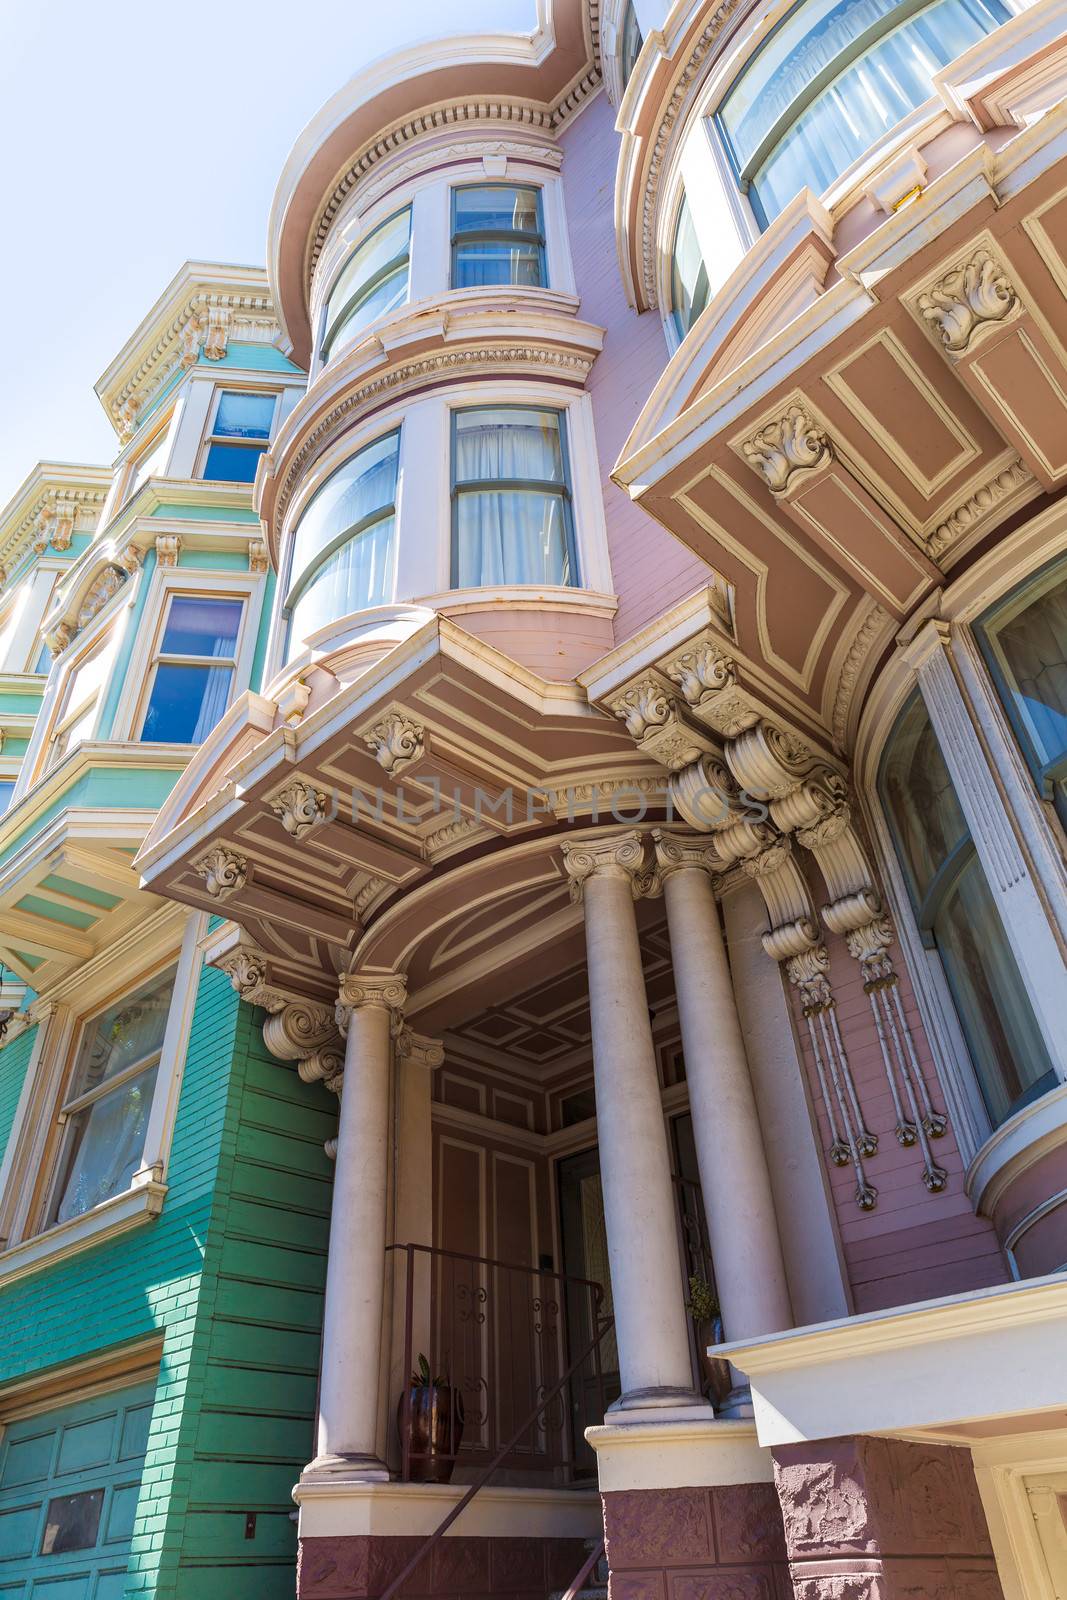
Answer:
139 595 243 743
322 207 412 363
451 407 577 588
48 641 111 769
716 0 1010 226
451 185 546 290
620 0 643 89
46 968 175 1227
201 391 275 483
975 554 1067 831
283 431 399 657
670 194 710 340
879 693 1055 1128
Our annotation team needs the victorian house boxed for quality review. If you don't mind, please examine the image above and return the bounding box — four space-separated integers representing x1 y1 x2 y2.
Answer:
2 0 1067 1596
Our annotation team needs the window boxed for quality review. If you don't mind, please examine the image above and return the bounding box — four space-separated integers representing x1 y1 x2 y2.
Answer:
451 185 546 290
322 208 412 363
716 0 1010 226
48 642 110 769
670 194 710 340
975 554 1067 831
201 391 275 483
879 694 1055 1128
620 0 643 89
32 639 52 675
284 432 399 658
0 781 13 814
123 430 168 504
46 968 175 1227
139 595 243 743
451 407 577 588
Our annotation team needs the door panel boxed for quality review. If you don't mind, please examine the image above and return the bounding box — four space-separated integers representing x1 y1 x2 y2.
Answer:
0 1379 155 1599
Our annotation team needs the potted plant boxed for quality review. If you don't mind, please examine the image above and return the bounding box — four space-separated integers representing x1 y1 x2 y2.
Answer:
397 1354 465 1483
687 1275 732 1409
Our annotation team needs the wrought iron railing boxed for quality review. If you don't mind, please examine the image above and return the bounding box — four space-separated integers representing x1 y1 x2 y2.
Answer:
388 1242 610 1484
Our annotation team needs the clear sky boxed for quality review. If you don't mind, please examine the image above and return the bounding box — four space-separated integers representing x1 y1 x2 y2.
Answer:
0 0 535 508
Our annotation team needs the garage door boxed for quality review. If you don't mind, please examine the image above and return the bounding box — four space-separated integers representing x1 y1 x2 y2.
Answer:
0 1379 156 1599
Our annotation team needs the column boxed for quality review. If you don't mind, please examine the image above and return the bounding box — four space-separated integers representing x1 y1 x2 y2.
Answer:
308 972 406 1480
654 833 793 1362
902 619 1067 1075
561 833 705 1416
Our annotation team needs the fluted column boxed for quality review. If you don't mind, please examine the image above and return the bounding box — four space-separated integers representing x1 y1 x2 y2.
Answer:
654 832 792 1370
307 972 406 1481
562 833 706 1416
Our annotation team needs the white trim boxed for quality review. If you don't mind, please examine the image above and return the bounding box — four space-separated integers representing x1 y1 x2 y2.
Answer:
0 1180 166 1289
966 1081 1067 1214
139 911 208 1183
292 1480 601 1541
586 1416 772 1492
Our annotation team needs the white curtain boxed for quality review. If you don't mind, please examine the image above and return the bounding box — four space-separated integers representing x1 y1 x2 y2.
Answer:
291 515 396 643
454 416 568 587
54 1065 158 1224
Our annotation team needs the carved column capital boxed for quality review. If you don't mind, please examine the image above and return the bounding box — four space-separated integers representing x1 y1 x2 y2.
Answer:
192 844 247 899
396 1027 445 1069
916 246 1018 355
363 711 424 775
268 779 329 840
336 972 407 1031
651 829 719 881
560 831 659 902
740 402 832 497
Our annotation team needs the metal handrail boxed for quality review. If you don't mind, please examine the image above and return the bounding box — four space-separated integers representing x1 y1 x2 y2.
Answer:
378 1300 615 1600
559 1538 606 1600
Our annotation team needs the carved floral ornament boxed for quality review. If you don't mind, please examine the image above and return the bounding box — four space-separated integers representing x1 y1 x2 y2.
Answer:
560 831 661 903
363 711 425 775
916 245 1018 355
193 845 247 899
268 779 330 839
741 403 832 497
43 545 142 654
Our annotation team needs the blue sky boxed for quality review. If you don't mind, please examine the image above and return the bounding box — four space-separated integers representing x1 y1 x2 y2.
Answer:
0 0 534 506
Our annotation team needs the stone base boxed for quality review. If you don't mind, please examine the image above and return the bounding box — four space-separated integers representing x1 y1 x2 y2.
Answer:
297 1533 590 1598
602 1480 791 1599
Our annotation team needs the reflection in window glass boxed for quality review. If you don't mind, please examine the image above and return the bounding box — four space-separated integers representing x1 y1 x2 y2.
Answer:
48 967 175 1226
717 0 1009 224
620 0 643 89
285 433 399 657
451 186 546 290
879 694 1054 1128
451 407 576 588
0 780 13 814
140 596 242 744
670 194 710 340
322 208 412 362
976 556 1067 828
41 1489 104 1555
201 391 275 482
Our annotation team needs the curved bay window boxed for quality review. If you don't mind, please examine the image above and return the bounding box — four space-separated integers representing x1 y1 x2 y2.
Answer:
321 208 411 363
451 185 546 290
975 553 1067 831
879 693 1055 1129
284 432 399 656
670 193 710 340
451 407 577 588
47 968 175 1227
716 0 1010 226
620 0 643 90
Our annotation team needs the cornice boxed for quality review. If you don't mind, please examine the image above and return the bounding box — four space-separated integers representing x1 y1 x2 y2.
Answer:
0 466 111 592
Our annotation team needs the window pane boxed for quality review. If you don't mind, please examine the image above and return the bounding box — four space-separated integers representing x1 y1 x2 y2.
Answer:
203 441 266 483
289 433 400 586
455 491 570 586
453 240 544 290
719 0 1008 222
979 560 1067 775
454 409 564 486
160 596 242 658
41 1489 104 1555
33 639 52 674
325 208 412 342
214 391 275 439
671 195 710 337
621 0 643 88
69 969 175 1099
0 781 13 814
55 699 98 758
51 1064 158 1225
454 185 540 235
288 516 396 650
326 263 410 359
878 694 969 904
141 663 234 743
935 854 1056 1126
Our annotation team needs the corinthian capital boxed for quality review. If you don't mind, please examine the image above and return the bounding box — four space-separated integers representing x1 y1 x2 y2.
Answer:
651 830 720 881
560 831 658 902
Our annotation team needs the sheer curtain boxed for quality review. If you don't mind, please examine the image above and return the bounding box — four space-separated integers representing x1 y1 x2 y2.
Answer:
290 514 396 644
54 1066 159 1224
453 412 570 587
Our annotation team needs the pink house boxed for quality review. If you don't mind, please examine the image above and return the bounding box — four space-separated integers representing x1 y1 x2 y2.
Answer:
136 0 1067 1594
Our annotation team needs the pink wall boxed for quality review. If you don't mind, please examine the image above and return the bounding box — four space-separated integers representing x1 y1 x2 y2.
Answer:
560 93 711 644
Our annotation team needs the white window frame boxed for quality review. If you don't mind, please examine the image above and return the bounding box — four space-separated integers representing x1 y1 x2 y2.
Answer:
0 908 205 1287
112 567 264 746
196 386 280 484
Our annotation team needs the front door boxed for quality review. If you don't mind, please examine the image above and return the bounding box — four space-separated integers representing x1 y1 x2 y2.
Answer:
0 1378 155 1598
558 1148 621 1474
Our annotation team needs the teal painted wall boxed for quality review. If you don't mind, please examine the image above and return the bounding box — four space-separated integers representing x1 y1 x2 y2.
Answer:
0 1025 35 1165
